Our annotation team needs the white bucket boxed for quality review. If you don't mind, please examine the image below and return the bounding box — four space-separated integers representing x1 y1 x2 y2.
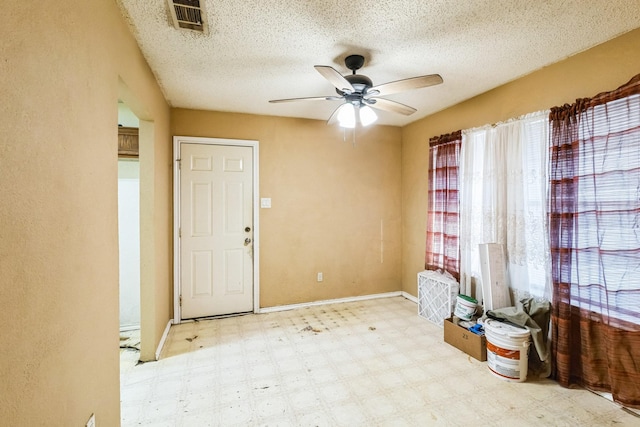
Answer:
484 319 531 382
454 295 477 320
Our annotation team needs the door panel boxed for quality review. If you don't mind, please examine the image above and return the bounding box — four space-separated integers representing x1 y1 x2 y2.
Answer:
180 143 253 319
191 182 212 235
191 250 213 296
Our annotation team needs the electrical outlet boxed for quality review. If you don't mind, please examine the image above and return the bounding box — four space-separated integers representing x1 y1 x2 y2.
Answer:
86 413 96 427
317 272 323 282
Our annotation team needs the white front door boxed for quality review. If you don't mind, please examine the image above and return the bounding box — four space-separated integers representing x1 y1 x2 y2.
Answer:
179 143 254 319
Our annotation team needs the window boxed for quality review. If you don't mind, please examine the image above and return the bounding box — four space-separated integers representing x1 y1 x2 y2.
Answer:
566 94 640 324
459 111 551 301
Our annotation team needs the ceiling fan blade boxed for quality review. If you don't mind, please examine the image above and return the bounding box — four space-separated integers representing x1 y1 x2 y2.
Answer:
326 104 343 125
368 98 417 115
269 95 343 103
314 65 355 93
368 74 443 97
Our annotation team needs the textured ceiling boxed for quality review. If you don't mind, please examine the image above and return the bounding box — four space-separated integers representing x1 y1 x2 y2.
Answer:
117 1 640 127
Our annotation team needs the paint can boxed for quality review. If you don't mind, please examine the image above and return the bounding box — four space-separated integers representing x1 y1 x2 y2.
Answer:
484 318 531 382
453 294 477 321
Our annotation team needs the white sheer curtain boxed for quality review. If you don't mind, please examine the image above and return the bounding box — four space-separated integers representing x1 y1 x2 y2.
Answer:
459 110 551 304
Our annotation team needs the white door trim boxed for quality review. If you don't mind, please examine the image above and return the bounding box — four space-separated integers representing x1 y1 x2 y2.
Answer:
173 136 260 323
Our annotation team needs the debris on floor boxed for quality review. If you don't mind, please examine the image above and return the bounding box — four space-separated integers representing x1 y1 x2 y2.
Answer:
119 330 141 351
120 344 141 351
300 325 323 333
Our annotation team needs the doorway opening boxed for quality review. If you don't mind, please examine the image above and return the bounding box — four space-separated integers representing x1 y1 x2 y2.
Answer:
118 100 141 370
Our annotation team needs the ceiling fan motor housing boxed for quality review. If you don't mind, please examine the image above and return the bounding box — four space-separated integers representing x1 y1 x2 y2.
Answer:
337 74 373 97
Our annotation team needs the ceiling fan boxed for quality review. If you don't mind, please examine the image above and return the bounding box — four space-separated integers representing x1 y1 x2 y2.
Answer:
269 54 443 128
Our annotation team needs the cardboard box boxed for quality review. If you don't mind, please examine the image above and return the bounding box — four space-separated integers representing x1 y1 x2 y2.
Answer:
443 317 487 361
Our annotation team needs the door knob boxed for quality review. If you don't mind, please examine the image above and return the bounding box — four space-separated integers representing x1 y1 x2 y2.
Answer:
244 238 252 246
245 226 251 232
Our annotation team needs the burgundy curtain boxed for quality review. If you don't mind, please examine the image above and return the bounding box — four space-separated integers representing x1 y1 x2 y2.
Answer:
425 131 461 279
549 74 640 408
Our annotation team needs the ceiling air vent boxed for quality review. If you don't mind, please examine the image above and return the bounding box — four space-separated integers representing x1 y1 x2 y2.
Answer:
167 0 209 34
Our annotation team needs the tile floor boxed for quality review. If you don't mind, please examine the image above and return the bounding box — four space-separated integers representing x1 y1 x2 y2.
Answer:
120 296 639 426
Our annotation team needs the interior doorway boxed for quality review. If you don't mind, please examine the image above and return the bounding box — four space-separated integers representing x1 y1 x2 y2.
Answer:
118 101 141 367
118 158 140 329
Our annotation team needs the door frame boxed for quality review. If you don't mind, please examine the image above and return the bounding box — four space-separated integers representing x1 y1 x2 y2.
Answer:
173 136 260 323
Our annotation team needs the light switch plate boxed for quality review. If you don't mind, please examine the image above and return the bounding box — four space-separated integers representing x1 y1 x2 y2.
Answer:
260 198 272 208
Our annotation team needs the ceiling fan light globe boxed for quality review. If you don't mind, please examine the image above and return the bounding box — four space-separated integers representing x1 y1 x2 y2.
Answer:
359 105 377 126
337 103 356 128
339 116 356 128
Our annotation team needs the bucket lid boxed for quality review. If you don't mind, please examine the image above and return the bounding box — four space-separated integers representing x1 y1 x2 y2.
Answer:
484 318 530 339
457 294 477 304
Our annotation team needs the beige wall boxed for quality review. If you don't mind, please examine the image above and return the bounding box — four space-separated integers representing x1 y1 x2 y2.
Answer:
0 1 171 425
401 28 640 296
172 110 403 307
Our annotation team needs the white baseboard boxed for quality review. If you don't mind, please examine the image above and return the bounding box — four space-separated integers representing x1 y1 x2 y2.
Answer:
258 291 404 314
401 291 418 304
155 319 173 360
